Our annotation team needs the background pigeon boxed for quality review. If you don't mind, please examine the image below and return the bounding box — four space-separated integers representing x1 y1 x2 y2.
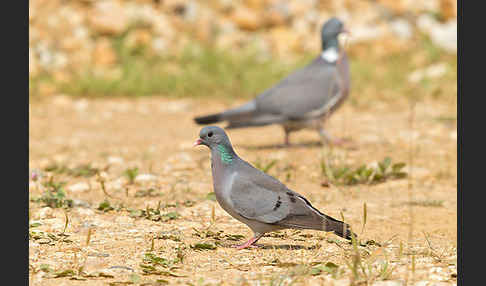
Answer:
194 126 356 249
194 18 351 146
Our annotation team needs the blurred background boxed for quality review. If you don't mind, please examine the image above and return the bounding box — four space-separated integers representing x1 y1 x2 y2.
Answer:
29 0 457 100
29 1 458 283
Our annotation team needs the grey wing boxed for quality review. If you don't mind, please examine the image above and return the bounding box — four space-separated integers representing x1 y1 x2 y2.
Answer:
229 174 291 224
256 59 343 119
229 167 326 230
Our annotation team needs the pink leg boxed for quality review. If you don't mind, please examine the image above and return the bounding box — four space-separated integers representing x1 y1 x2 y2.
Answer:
284 132 290 146
331 137 352 146
233 234 263 250
319 128 352 146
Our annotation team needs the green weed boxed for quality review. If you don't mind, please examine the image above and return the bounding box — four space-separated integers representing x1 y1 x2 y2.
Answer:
31 177 73 208
129 204 180 222
321 157 407 186
139 252 185 276
124 167 139 184
135 188 163 198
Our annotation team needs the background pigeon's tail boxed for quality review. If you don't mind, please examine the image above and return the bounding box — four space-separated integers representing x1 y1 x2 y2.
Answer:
322 214 356 240
225 115 284 129
194 101 259 126
194 113 222 125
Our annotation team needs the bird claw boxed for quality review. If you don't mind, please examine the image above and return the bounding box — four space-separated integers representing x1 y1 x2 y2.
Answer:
232 243 262 250
330 137 352 146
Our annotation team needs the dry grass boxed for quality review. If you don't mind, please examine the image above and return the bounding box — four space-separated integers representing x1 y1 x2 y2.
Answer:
29 85 456 285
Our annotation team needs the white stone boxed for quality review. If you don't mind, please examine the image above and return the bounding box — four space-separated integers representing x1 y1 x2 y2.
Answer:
135 173 157 183
373 280 405 286
429 20 457 52
408 63 447 83
89 0 128 35
429 274 446 281
417 14 437 32
332 279 352 286
152 37 167 53
106 177 124 190
67 182 90 193
425 63 447 78
417 14 457 53
390 18 412 40
115 215 134 224
36 207 54 220
107 156 124 165
348 25 385 44
76 208 95 217
74 99 89 112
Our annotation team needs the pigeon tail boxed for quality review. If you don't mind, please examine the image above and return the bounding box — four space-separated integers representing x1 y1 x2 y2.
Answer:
194 101 258 126
226 114 286 129
194 113 222 125
226 120 271 129
322 214 356 240
292 194 356 240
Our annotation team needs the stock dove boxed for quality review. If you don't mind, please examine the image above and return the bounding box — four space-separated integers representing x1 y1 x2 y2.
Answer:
194 18 351 146
193 126 356 249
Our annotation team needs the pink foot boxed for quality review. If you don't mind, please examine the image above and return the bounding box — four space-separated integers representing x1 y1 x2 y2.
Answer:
284 137 290 146
331 137 352 146
233 243 261 250
232 236 261 250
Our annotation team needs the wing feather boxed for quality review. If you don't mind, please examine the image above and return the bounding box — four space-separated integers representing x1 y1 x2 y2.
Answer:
229 162 325 230
255 57 343 119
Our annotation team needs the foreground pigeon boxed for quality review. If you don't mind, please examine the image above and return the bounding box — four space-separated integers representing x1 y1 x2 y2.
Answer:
194 126 356 249
194 18 350 146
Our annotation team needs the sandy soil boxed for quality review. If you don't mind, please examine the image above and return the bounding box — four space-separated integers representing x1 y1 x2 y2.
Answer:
29 94 457 286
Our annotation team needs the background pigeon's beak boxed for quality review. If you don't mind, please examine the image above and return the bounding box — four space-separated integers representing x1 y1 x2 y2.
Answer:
341 26 351 35
193 138 203 147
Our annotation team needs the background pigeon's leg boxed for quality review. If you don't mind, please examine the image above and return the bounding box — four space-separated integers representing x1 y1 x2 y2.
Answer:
234 233 264 250
284 131 290 146
283 126 292 146
319 127 349 146
318 127 334 144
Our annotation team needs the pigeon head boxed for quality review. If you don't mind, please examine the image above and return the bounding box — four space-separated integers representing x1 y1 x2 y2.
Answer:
320 17 347 51
194 126 232 149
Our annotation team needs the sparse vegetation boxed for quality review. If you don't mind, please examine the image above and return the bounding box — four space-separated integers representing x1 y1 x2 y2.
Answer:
140 252 185 277
405 200 444 207
190 243 217 250
31 177 73 208
205 192 216 201
124 167 139 184
310 262 340 277
129 204 180 222
135 188 163 198
321 157 407 186
97 200 115 212
30 33 456 103
49 40 310 99
44 163 99 178
29 221 73 245
29 31 456 285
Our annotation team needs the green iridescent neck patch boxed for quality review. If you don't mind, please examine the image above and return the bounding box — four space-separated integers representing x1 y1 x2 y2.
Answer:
217 144 233 164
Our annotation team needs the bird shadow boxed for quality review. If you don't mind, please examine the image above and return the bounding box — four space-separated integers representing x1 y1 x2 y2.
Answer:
221 243 319 250
238 140 323 151
258 244 321 250
237 138 357 151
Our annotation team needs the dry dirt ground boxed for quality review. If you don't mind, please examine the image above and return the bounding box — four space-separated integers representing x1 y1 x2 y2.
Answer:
29 94 457 286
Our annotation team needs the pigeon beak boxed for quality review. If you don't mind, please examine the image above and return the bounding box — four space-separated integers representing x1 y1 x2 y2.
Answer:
340 26 351 36
193 138 203 147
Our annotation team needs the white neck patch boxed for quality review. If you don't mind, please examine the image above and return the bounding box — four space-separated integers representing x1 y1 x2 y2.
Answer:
321 47 339 63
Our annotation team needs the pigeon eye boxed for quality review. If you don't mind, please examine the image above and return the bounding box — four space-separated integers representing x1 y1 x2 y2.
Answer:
208 132 213 137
